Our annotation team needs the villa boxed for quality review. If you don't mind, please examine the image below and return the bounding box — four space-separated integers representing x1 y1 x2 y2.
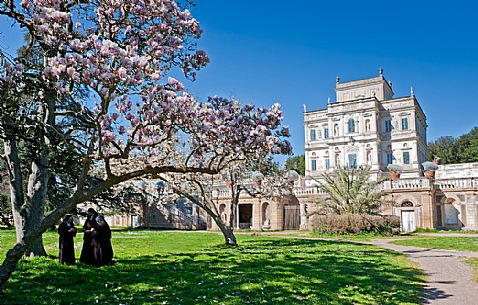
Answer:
106 71 478 233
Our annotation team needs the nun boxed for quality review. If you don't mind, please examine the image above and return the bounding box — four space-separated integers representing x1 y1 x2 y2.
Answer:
58 215 77 264
92 216 114 266
80 208 98 264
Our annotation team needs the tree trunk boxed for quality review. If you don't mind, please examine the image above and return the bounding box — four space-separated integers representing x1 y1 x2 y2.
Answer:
23 158 48 257
22 88 55 257
0 241 29 292
211 213 237 246
3 138 26 243
0 190 85 289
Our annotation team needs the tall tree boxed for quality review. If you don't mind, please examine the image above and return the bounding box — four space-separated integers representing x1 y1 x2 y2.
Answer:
285 154 305 175
427 136 456 164
427 127 478 164
0 0 291 287
453 127 478 163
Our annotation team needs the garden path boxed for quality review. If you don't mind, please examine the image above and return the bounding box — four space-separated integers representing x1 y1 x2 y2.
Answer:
369 238 478 305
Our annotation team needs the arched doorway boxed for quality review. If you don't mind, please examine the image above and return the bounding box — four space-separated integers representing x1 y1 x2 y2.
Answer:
400 201 416 232
283 204 300 230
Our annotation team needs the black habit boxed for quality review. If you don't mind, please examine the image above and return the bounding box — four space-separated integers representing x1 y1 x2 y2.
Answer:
79 215 97 264
58 221 77 264
92 222 113 266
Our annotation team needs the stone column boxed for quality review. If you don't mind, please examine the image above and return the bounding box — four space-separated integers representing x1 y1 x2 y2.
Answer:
299 202 308 230
252 201 261 230
271 201 284 230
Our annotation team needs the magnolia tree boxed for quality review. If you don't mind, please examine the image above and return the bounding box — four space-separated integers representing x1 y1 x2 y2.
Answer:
160 161 297 246
0 0 291 287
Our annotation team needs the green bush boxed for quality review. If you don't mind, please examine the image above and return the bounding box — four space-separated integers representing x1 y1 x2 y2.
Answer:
310 214 400 235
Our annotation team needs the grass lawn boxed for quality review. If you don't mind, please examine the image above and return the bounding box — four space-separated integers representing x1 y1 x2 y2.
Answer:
391 237 478 252
0 229 424 304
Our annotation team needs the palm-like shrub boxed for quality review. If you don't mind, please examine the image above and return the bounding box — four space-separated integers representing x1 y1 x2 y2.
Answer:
313 166 385 215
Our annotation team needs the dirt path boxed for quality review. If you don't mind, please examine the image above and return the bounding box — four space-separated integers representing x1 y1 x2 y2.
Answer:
369 239 478 305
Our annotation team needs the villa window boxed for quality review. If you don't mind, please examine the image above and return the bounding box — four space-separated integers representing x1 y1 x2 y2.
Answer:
311 159 317 171
401 117 409 130
385 120 392 132
403 152 410 164
324 128 329 139
387 152 393 165
310 129 316 141
325 159 330 170
348 154 357 169
347 118 355 133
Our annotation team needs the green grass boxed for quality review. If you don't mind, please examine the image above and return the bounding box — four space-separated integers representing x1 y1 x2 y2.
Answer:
305 232 416 241
391 237 478 252
0 230 424 304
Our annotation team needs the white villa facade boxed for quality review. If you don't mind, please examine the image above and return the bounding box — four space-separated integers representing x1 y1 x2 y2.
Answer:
304 70 427 183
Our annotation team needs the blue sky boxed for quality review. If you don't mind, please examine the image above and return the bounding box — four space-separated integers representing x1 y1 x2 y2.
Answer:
1 0 477 162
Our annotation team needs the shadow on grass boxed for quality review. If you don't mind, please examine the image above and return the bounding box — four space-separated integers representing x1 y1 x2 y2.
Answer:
2 238 425 305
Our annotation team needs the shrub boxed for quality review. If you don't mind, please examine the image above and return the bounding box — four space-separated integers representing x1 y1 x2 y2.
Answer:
310 214 400 235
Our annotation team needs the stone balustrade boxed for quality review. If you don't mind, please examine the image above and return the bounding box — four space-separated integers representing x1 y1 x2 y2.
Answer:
434 178 478 189
382 178 431 190
293 186 328 196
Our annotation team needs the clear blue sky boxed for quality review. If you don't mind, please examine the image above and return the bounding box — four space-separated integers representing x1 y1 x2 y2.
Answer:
2 0 477 162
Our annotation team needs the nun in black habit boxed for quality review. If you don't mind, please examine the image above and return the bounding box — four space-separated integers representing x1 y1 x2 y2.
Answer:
92 216 114 266
58 215 77 264
79 208 98 264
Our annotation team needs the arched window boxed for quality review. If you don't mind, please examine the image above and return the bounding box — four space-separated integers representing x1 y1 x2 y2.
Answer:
348 118 355 133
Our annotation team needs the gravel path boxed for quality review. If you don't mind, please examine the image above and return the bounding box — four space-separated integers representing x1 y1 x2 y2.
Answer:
369 239 478 305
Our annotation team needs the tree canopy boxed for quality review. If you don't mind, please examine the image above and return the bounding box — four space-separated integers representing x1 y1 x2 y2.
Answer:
285 154 305 176
427 127 478 164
